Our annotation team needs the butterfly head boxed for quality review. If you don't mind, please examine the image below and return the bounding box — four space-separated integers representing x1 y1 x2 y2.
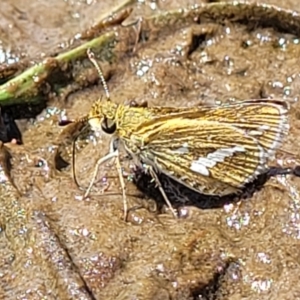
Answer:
88 99 118 134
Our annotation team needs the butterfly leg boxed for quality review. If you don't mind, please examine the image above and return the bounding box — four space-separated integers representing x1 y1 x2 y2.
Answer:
147 166 178 218
84 137 119 198
84 149 119 198
114 150 128 221
105 138 119 168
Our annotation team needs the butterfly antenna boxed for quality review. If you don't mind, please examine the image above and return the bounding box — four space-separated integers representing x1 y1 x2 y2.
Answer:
87 48 111 101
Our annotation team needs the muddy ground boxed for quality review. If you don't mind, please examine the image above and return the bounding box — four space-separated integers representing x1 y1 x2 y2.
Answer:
1 0 300 299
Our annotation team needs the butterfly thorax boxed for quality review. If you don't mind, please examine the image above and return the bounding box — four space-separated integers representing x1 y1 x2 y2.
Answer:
115 104 163 137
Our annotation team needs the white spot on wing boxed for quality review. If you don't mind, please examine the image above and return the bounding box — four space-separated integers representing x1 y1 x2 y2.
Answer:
190 146 245 176
248 130 263 136
191 164 210 176
259 125 270 131
172 142 189 154
248 125 270 136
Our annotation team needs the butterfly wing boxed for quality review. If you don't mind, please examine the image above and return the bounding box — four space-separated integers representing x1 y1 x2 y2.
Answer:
137 100 289 157
127 100 288 196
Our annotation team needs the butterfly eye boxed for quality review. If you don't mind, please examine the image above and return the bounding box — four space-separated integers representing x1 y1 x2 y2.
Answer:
35 159 45 168
101 117 116 134
129 99 148 108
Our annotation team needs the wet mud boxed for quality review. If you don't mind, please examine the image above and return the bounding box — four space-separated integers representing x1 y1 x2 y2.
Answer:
1 0 300 299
